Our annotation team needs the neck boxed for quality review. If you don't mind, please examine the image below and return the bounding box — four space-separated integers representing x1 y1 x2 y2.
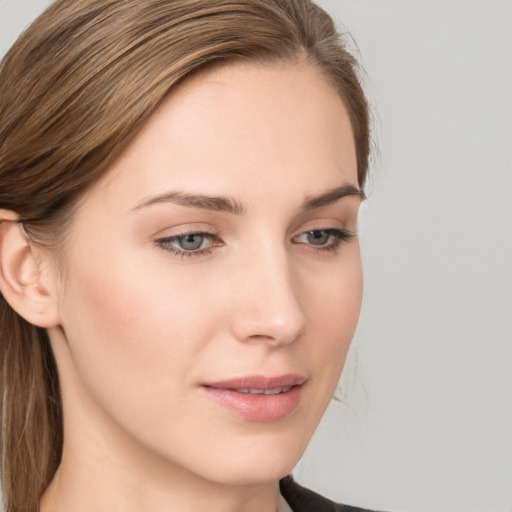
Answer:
42 463 278 512
41 395 279 512
41 328 279 512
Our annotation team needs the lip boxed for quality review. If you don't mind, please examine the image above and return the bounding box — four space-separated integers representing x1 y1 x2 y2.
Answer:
200 374 306 422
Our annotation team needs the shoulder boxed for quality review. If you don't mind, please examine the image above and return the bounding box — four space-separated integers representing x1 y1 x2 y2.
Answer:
279 475 388 512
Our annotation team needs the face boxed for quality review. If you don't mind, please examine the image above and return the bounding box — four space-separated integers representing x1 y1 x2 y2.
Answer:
50 62 363 485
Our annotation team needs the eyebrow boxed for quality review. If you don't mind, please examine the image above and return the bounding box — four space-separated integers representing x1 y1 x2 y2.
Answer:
302 183 365 210
134 191 246 214
133 183 364 214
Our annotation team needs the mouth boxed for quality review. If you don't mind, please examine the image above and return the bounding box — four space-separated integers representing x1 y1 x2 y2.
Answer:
200 375 306 422
229 385 293 395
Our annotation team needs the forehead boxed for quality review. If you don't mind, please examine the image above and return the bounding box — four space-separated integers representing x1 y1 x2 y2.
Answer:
85 61 357 212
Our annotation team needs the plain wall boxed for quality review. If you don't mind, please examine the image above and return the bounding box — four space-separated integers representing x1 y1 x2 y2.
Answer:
1 1 511 511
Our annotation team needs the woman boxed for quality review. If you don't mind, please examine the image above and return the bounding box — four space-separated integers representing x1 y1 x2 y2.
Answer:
0 1 377 511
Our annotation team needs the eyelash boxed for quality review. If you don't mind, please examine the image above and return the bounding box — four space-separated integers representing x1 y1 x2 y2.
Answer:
154 231 220 258
154 228 354 259
292 228 355 254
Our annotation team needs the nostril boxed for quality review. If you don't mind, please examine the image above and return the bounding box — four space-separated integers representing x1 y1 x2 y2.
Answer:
231 306 306 346
228 256 307 345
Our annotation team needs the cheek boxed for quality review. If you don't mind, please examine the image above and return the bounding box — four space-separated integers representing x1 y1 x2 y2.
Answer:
58 247 221 420
301 249 363 384
307 248 362 338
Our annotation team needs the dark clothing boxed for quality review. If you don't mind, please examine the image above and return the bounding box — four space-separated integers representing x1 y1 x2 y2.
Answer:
279 475 386 512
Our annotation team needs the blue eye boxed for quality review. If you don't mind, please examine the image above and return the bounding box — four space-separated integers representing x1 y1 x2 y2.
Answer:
305 230 331 246
176 233 205 250
293 228 354 252
155 231 218 257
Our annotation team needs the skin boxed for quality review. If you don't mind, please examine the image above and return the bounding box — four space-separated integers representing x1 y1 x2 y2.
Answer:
28 62 363 511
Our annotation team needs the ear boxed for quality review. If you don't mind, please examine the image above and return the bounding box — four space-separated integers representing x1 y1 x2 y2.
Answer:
0 210 61 328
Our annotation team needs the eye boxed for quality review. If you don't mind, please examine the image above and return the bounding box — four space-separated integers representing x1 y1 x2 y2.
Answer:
154 231 220 257
304 230 331 246
292 228 354 252
176 233 206 251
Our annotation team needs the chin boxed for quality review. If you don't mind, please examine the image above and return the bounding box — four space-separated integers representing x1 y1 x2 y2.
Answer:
183 426 312 487
198 457 298 487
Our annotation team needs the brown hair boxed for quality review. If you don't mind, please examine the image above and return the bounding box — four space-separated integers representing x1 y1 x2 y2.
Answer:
0 0 370 510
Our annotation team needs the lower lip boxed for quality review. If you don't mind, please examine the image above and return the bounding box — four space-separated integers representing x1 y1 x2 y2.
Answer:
201 384 304 422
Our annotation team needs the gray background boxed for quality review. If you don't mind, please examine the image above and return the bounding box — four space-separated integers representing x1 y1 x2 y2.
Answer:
1 1 511 511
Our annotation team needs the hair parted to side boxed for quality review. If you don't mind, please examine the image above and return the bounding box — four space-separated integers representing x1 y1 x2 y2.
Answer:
0 0 370 510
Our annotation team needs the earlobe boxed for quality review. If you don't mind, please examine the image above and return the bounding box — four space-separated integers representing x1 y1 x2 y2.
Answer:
0 210 61 328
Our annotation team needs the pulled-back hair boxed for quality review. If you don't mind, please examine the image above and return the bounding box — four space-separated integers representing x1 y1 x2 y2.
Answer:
0 1 370 510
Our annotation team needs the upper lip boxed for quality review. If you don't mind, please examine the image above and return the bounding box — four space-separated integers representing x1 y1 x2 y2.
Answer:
203 374 307 390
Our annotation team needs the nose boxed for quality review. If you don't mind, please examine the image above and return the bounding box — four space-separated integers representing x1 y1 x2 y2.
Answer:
229 243 307 347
